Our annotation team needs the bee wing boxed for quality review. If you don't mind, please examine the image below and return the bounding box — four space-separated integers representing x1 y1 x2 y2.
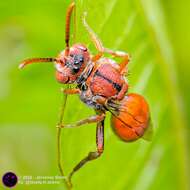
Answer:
106 99 154 141
142 118 153 141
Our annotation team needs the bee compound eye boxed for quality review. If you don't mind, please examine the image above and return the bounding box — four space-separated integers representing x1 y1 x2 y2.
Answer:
72 67 80 74
73 55 84 65
79 56 84 62
74 60 79 65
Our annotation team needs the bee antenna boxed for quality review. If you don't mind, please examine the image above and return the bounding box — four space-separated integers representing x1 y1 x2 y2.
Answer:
65 1 75 56
19 57 57 69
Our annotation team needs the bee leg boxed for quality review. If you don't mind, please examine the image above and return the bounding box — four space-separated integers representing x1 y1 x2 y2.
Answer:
68 119 105 187
82 12 104 61
57 113 105 128
82 12 130 72
103 48 131 75
111 82 128 101
61 88 80 95
91 52 103 62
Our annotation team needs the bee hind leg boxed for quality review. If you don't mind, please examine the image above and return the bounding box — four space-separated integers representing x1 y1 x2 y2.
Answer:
68 120 105 187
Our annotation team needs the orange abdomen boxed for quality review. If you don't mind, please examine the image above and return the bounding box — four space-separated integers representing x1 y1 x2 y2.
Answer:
111 93 150 142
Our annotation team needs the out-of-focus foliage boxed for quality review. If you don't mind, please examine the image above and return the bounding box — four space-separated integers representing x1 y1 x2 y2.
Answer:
0 0 189 190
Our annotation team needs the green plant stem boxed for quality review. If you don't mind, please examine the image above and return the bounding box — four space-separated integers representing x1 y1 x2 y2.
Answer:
56 92 71 190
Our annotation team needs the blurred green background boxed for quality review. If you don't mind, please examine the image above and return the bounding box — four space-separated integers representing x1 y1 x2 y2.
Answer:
0 0 190 190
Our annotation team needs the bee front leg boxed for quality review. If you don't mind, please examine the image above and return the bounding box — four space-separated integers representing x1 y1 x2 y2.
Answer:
82 12 130 73
82 12 104 62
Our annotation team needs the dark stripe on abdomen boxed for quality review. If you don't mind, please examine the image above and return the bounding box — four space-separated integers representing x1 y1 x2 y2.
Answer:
94 70 122 92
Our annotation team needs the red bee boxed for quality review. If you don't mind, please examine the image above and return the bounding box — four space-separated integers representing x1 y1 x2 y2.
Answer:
19 2 152 187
